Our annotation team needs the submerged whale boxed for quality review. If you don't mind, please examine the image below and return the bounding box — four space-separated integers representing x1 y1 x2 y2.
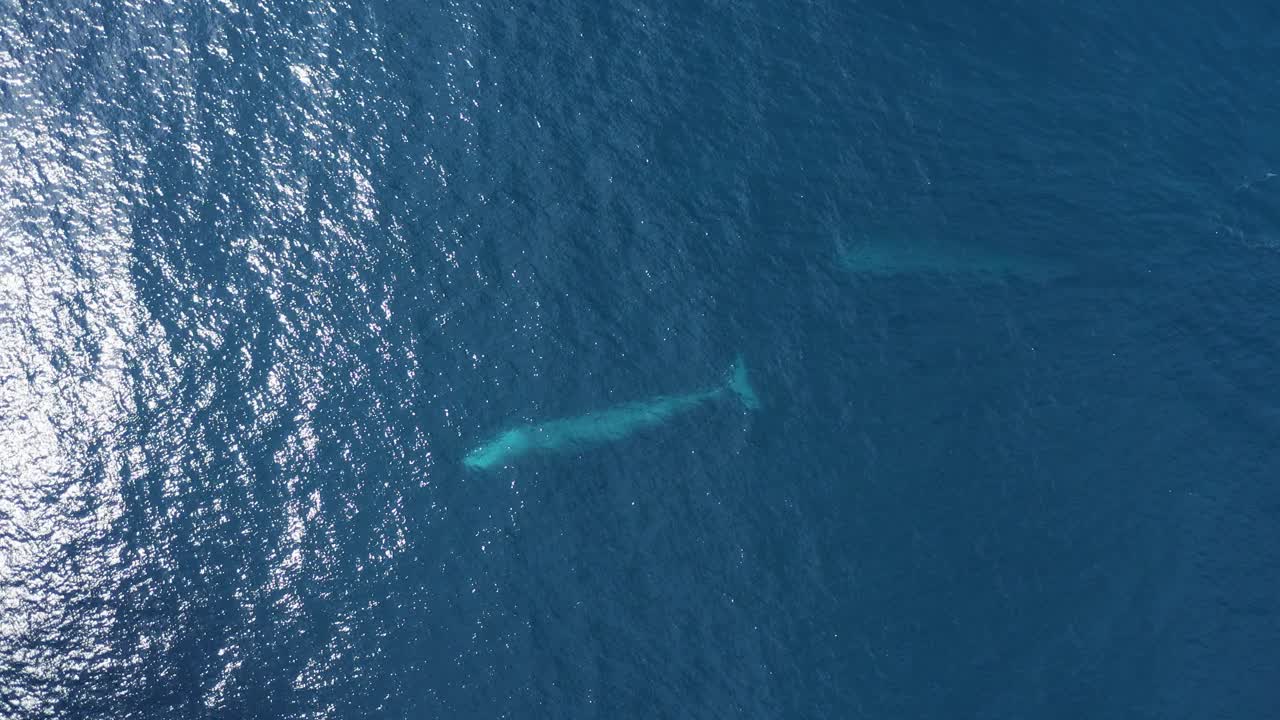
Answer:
836 235 1075 283
463 357 759 470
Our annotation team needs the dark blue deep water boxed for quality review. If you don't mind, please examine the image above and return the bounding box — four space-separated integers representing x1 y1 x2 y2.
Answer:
3 1 1279 717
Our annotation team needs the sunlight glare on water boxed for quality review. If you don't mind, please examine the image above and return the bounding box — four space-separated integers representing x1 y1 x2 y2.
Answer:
0 16 158 714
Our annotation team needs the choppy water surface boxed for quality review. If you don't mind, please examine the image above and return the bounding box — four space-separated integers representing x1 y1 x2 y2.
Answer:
2 1 1278 718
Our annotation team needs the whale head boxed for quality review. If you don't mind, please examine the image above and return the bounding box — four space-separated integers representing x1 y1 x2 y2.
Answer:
463 428 531 470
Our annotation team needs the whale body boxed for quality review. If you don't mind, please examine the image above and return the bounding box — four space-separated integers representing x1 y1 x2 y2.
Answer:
463 357 759 470
836 236 1075 283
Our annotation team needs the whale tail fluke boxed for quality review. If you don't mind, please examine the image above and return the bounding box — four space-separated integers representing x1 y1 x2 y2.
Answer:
727 354 761 410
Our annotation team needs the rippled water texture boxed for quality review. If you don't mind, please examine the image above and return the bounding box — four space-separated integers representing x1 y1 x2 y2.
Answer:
2 1 430 714
4 1 1280 718
2 12 145 715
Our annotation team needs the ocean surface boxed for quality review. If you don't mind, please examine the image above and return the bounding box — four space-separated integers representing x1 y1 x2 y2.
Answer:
2 1 1278 717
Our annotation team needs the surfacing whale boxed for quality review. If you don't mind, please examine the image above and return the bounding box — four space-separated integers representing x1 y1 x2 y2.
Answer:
463 357 759 470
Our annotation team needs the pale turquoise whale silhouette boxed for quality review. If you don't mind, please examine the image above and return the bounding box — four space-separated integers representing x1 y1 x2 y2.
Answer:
836 235 1075 282
463 357 759 470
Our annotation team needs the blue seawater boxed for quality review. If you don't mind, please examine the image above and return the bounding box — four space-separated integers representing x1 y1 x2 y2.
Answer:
2 1 1277 717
